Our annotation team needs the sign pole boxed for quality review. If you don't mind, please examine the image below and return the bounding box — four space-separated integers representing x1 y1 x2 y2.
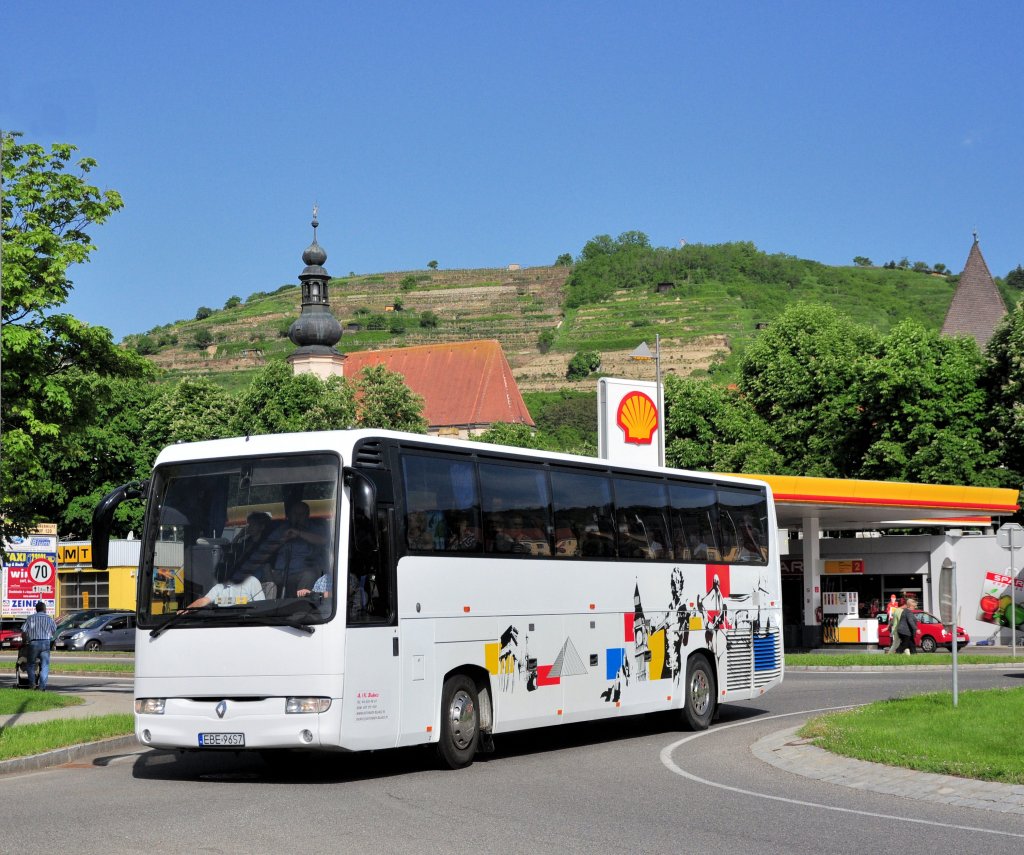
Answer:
951 560 958 707
1012 527 1017 660
655 333 664 468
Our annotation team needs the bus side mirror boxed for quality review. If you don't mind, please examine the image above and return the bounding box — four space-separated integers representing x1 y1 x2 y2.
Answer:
91 480 149 570
344 468 379 554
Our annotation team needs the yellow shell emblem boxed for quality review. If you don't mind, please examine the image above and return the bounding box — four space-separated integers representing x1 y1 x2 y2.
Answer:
616 391 658 445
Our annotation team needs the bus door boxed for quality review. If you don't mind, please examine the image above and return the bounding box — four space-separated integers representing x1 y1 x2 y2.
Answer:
341 506 402 751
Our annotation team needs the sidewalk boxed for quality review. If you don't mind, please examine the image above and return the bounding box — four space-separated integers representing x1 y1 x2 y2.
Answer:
0 682 140 776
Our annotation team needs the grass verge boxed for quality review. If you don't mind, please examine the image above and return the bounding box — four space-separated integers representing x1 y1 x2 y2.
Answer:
799 687 1024 784
0 687 83 714
0 714 134 761
786 652 1020 667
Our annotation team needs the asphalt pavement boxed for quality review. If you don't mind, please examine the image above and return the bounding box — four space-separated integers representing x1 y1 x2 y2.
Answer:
3 656 1024 816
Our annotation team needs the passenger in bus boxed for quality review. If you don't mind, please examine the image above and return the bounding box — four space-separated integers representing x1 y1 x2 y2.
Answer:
687 533 710 561
231 512 275 579
269 501 328 597
737 515 763 562
447 514 479 551
188 569 266 608
406 512 433 550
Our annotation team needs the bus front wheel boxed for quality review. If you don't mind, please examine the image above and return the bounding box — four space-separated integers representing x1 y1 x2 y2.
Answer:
682 656 715 731
437 674 479 769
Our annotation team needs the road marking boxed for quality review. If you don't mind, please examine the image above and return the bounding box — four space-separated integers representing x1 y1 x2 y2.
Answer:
660 707 1024 839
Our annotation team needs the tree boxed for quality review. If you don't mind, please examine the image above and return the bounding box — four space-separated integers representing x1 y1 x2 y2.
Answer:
354 364 427 432
1006 265 1024 292
537 329 554 353
566 350 601 380
400 274 418 291
1 134 149 537
473 422 541 449
555 253 573 267
61 377 165 537
739 303 876 477
193 328 214 348
852 256 873 267
195 306 213 320
912 261 929 273
858 320 997 484
663 376 782 473
419 310 439 329
427 260 438 270
933 263 948 275
230 362 355 435
983 303 1024 486
224 295 241 309
144 376 238 450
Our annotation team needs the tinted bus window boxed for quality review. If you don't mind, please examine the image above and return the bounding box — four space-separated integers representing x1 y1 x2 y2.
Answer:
551 470 614 558
401 454 481 552
717 487 769 565
667 482 720 562
479 463 552 556
613 478 671 560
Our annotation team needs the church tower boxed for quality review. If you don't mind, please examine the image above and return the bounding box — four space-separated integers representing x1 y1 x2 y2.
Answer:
287 206 345 378
941 233 1007 348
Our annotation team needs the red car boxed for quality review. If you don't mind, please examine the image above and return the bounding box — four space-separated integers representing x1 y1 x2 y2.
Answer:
0 628 25 650
878 609 969 652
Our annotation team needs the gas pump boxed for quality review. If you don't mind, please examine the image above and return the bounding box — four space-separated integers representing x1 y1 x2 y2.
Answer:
822 592 861 644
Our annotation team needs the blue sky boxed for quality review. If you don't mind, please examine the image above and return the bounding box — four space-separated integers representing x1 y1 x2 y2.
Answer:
4 1 1023 341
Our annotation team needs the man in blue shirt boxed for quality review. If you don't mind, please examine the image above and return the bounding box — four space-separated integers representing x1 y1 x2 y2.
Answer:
21 601 58 691
269 501 327 597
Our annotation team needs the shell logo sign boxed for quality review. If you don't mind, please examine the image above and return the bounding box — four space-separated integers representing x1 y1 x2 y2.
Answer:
616 391 658 445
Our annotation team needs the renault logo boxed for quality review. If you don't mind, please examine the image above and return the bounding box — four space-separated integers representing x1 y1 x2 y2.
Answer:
216 701 227 719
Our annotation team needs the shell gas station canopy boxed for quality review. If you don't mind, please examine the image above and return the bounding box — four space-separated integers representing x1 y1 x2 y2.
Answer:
733 473 1019 531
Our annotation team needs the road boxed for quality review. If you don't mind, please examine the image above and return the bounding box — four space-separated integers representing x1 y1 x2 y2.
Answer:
2 667 1022 854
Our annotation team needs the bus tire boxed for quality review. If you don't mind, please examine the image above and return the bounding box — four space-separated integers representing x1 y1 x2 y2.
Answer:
437 674 479 769
682 655 715 731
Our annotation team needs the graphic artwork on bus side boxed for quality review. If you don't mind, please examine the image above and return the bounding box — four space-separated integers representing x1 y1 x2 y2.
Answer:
496 625 519 691
487 629 587 693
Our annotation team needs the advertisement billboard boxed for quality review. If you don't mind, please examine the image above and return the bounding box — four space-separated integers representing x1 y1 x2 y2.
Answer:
2 533 58 617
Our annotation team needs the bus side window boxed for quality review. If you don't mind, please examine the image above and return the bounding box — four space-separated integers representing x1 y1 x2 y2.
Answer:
551 469 613 559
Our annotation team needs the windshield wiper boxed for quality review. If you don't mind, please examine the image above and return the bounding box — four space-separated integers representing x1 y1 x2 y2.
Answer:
149 603 215 639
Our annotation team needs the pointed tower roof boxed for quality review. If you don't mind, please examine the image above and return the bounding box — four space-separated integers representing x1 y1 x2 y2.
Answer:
941 233 1006 347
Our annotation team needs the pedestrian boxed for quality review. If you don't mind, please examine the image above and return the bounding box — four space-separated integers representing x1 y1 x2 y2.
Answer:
895 597 920 655
886 599 903 654
21 601 58 690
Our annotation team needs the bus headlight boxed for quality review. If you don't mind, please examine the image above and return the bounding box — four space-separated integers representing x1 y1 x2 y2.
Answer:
135 698 166 715
286 697 331 714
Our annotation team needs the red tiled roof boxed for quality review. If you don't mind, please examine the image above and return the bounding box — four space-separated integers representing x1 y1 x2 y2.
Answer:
342 340 535 430
941 238 1006 346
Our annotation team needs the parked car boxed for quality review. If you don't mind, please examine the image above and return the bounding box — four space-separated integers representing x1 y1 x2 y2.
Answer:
878 609 969 652
53 608 128 636
0 627 25 650
56 612 136 652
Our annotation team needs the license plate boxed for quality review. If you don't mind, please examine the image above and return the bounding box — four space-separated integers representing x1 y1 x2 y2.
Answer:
55 642 65 648
198 732 245 747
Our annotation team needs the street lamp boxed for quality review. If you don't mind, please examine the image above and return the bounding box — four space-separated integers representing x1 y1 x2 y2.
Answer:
631 334 665 467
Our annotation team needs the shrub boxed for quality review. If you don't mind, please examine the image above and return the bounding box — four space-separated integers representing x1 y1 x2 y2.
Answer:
566 350 601 380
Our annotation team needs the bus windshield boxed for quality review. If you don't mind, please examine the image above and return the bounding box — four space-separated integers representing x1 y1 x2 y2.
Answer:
138 452 340 629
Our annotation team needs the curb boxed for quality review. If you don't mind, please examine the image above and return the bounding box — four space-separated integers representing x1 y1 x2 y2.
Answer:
788 662 1022 672
753 725 1024 814
0 734 141 777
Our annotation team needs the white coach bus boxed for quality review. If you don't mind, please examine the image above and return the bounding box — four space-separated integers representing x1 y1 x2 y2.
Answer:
92 429 783 768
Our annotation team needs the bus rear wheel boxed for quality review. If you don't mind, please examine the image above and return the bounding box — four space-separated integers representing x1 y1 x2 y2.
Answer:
437 674 479 769
682 656 715 731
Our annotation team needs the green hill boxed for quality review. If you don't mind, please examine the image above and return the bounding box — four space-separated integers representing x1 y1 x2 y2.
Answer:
122 240 1018 395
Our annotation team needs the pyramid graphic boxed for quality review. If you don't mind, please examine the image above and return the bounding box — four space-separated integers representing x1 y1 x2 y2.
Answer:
549 636 588 678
